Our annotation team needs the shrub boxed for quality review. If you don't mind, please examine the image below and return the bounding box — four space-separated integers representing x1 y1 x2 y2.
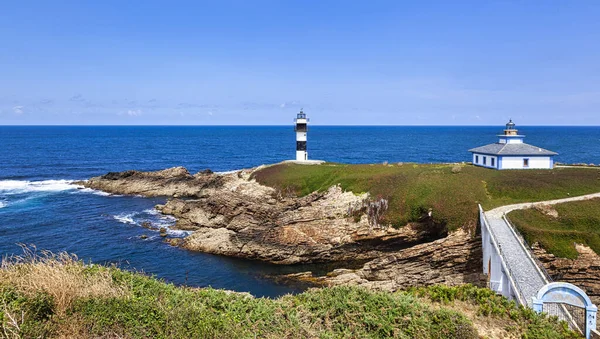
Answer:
0 254 582 339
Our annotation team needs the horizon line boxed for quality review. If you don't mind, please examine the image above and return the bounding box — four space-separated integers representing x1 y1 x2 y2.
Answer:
2 124 600 127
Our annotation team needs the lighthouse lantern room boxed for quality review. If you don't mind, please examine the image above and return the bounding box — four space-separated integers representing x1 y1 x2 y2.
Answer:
295 109 308 161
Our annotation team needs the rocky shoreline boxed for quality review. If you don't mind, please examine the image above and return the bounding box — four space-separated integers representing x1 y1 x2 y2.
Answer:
80 165 486 290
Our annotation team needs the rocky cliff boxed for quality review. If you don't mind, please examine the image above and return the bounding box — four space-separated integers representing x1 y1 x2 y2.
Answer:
532 242 600 305
288 229 484 292
81 166 484 288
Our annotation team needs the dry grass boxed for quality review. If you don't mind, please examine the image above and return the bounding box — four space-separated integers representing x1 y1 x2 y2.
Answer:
1 253 579 338
0 245 127 315
429 299 520 339
54 315 127 339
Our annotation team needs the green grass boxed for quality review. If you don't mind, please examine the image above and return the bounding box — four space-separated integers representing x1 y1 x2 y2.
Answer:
409 284 581 339
0 256 581 338
508 198 600 258
252 163 600 231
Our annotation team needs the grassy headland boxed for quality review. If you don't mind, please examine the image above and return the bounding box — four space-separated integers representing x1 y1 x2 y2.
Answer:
508 198 600 258
0 252 580 338
253 163 600 231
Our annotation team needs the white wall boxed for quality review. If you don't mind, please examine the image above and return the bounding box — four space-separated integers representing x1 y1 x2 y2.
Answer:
500 156 552 169
472 153 498 169
296 132 307 142
296 151 307 161
498 137 524 144
480 205 521 303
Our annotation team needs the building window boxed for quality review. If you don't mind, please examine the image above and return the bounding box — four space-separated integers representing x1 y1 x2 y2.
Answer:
483 157 487 165
475 155 479 164
523 158 529 167
491 158 495 167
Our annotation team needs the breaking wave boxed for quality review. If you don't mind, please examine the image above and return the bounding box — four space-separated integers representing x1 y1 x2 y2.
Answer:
75 188 114 196
113 209 190 237
0 180 81 194
114 213 137 225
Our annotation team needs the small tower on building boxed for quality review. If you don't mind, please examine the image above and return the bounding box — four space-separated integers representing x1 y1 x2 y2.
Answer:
498 119 525 144
294 109 308 161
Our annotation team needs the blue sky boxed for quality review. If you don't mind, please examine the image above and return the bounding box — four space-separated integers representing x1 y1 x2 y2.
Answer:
1 1 599 125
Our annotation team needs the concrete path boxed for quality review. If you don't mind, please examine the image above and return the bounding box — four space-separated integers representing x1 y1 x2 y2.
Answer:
484 192 600 305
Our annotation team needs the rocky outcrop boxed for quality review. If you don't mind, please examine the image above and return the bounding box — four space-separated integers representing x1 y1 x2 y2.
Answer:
82 166 484 287
532 243 600 305
282 229 485 290
79 167 223 197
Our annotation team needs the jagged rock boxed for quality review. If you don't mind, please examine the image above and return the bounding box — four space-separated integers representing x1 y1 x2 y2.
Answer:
166 238 183 246
159 227 168 237
81 166 485 289
81 166 221 197
284 229 485 291
532 242 600 305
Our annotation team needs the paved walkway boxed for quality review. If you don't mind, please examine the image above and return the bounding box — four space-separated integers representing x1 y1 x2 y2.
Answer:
484 192 600 306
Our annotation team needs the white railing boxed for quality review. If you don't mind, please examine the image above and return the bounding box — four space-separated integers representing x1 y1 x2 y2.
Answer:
479 204 526 305
502 214 583 334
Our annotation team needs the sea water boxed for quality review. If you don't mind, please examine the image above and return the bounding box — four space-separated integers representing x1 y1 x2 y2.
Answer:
1 126 599 297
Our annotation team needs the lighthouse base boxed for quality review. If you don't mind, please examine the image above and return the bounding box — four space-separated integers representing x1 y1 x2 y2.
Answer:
296 151 308 161
282 159 325 165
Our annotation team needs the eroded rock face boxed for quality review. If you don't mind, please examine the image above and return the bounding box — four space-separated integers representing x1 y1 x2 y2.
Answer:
532 243 600 305
286 229 485 290
81 166 484 289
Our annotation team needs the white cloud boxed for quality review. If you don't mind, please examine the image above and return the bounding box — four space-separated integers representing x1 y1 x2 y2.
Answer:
12 106 24 114
126 109 142 116
280 101 301 109
70 94 84 102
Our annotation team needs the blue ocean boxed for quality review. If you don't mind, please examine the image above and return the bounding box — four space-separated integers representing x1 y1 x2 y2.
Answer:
1 126 599 297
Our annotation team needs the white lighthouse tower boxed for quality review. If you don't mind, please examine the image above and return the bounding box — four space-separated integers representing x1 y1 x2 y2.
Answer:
294 109 308 161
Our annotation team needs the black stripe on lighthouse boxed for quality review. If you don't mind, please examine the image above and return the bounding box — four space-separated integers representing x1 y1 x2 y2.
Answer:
296 141 307 151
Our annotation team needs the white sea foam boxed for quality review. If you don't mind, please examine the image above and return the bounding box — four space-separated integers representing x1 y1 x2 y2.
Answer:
143 209 176 220
0 201 6 209
75 188 112 196
215 170 241 175
113 213 138 225
114 209 186 237
143 208 160 216
167 229 193 237
0 180 80 194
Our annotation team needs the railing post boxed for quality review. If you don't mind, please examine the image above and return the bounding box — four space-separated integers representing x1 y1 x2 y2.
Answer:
532 298 543 313
587 305 597 339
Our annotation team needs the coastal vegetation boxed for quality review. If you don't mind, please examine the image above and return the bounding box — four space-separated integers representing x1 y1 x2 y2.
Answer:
253 163 600 231
0 250 579 338
508 198 600 259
